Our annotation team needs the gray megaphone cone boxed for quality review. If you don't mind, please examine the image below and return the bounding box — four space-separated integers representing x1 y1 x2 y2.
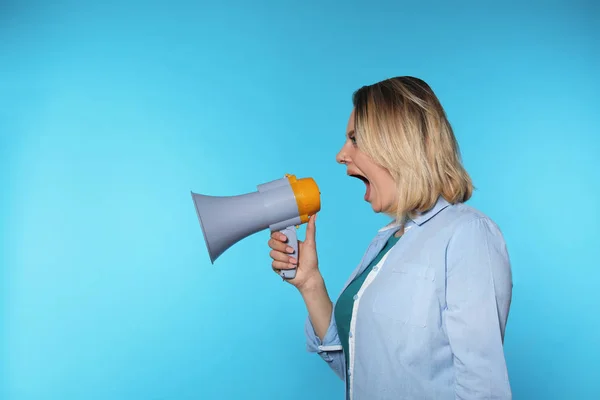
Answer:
191 191 272 263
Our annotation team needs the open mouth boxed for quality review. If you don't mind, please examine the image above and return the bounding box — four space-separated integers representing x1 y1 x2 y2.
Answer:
349 173 371 201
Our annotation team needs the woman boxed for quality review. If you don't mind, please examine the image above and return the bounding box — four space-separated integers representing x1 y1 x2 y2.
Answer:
268 76 513 399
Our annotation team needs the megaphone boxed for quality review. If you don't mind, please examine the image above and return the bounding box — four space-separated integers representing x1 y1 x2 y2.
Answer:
191 174 321 279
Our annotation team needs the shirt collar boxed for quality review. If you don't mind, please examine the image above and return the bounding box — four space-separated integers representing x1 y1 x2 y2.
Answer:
377 196 451 233
410 196 451 226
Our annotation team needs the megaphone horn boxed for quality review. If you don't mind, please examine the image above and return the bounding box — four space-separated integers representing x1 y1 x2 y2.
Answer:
191 174 321 279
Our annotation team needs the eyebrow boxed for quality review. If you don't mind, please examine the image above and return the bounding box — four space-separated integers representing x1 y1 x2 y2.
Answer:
347 129 355 136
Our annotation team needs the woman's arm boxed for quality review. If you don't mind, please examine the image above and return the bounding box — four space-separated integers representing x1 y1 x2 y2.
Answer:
267 215 345 379
444 216 513 399
301 275 345 380
299 276 333 340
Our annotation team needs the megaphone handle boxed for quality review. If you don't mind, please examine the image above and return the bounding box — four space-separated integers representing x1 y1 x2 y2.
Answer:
279 225 298 280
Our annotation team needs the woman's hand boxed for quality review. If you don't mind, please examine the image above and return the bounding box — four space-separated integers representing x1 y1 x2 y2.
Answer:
269 213 332 341
268 214 322 292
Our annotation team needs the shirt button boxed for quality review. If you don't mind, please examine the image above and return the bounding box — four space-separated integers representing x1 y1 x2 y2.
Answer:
373 266 379 272
353 294 358 300
347 369 351 376
349 331 353 338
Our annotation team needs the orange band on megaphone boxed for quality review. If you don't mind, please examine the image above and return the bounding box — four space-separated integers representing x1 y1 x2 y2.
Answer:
285 174 321 224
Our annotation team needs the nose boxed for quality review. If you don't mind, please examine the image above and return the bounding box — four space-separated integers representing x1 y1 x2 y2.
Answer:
336 140 354 164
336 147 347 164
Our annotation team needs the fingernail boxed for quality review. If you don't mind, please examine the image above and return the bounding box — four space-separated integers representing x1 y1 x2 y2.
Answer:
286 246 294 253
289 257 297 264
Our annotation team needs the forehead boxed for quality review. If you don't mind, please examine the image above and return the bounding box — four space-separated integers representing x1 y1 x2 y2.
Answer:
346 108 355 133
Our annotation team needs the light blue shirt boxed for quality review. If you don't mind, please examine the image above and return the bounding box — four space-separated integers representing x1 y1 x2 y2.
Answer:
304 197 513 399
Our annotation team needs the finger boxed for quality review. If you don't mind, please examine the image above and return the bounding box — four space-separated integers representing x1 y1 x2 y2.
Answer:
270 231 287 242
304 213 317 245
272 260 297 271
270 250 297 264
268 238 295 254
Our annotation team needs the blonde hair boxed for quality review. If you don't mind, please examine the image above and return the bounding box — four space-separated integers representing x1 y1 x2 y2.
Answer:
352 76 473 223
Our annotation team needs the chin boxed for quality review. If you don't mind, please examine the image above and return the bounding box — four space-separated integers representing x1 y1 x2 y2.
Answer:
368 201 383 213
369 200 394 215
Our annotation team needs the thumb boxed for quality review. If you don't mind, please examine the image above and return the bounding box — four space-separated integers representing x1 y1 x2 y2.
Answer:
304 213 317 245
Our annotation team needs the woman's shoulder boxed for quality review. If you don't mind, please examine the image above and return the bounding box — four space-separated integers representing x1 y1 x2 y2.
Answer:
447 201 497 222
421 199 505 241
441 201 506 242
392 197 506 243
412 196 501 229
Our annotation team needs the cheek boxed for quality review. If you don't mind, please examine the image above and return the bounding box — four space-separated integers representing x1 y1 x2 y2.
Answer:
375 176 396 201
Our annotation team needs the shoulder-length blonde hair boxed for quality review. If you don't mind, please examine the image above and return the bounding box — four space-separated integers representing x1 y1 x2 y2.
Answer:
352 76 473 223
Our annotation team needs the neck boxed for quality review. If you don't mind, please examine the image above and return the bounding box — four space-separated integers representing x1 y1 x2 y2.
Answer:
393 226 405 237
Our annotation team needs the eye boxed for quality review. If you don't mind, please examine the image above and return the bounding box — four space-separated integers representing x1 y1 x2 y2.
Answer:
349 135 357 145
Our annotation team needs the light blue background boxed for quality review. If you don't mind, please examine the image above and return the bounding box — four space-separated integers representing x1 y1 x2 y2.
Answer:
2 1 598 399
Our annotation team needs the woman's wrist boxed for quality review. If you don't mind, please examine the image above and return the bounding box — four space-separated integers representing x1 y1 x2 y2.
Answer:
298 272 326 296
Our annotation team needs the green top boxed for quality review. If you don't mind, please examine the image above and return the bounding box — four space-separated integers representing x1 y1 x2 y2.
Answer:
334 232 401 372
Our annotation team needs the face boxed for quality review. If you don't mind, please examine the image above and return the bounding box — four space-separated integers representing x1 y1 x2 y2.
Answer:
336 108 398 214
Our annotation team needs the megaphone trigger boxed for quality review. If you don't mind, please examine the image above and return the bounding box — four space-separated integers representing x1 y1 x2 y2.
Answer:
276 225 299 279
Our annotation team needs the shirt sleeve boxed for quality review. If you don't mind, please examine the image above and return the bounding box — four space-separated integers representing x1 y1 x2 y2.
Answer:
444 216 513 399
304 306 346 381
